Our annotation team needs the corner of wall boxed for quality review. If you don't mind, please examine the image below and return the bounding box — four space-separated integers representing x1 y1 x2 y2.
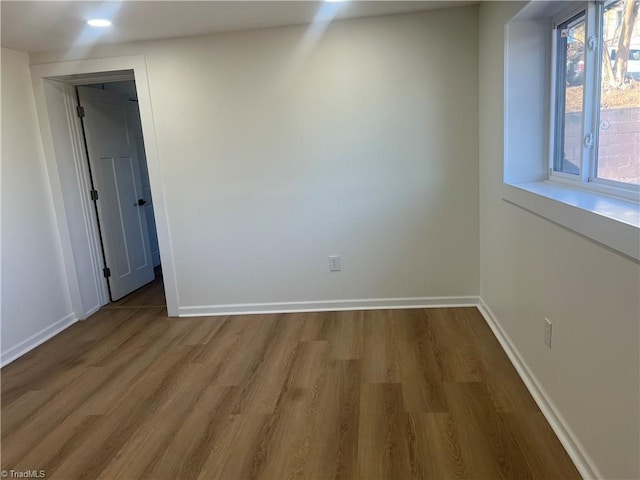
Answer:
476 299 603 480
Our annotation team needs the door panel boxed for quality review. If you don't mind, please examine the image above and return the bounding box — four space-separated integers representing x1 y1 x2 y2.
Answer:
78 86 154 301
135 141 161 266
124 96 161 267
90 102 131 145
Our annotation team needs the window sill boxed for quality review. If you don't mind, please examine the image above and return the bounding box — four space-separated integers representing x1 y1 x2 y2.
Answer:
503 181 640 261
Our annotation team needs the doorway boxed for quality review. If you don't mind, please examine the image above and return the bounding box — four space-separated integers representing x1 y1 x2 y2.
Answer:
30 56 179 318
77 80 162 303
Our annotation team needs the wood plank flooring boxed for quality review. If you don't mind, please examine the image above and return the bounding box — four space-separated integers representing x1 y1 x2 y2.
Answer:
1 298 581 479
105 271 166 309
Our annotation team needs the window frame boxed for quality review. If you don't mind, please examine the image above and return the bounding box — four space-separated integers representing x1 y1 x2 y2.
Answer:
502 0 640 263
549 0 640 201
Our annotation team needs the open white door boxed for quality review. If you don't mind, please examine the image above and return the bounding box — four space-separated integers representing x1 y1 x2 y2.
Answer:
77 86 154 301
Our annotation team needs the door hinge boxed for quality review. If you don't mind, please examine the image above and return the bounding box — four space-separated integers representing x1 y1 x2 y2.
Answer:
90 189 99 201
103 267 111 278
77 105 85 118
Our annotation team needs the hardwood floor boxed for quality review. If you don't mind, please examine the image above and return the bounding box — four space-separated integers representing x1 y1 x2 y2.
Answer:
105 270 166 309
1 297 581 479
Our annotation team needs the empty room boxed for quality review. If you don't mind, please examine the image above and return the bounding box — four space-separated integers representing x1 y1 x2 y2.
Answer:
1 1 638 479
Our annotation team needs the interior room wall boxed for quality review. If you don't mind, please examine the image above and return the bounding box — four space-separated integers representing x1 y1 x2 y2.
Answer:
1 48 75 364
31 6 481 313
479 3 639 478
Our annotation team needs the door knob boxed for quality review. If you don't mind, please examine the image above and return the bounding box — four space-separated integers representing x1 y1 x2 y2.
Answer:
137 198 147 206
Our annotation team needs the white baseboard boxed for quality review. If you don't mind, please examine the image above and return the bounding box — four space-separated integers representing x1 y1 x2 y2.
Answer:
1 313 78 367
83 304 102 319
476 298 602 480
178 296 480 317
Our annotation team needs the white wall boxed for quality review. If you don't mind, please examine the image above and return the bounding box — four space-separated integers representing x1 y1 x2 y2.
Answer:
1 48 75 364
32 6 480 313
479 3 640 479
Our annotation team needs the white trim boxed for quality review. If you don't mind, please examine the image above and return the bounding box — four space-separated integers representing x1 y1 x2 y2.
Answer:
30 55 180 317
548 21 559 175
62 83 110 309
548 174 640 202
476 298 603 480
31 72 85 319
84 304 102 318
178 296 480 317
54 71 134 86
503 182 640 261
1 314 78 367
582 3 597 184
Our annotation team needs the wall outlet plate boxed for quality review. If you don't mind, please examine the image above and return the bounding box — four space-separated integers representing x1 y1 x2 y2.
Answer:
329 255 340 272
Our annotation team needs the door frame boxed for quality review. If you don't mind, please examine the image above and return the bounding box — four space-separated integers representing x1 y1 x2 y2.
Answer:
30 55 179 317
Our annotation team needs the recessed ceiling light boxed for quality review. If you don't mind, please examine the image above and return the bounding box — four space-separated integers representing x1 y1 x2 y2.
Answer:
87 19 112 27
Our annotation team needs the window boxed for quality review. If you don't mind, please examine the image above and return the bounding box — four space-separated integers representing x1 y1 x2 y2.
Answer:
503 1 640 261
552 0 640 197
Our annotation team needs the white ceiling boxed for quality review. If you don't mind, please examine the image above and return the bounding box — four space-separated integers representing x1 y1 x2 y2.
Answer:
1 1 476 54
